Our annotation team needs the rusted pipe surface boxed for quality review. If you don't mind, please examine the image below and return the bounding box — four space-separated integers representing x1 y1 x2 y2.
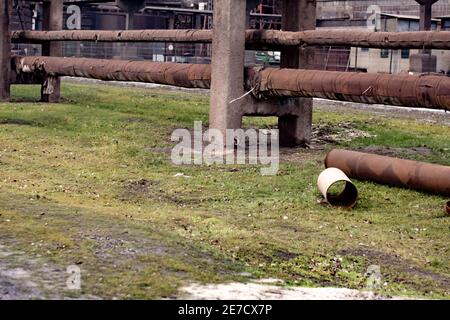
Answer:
15 56 211 89
11 29 212 43
251 68 450 110
11 29 450 49
246 29 450 49
325 149 450 197
14 56 450 110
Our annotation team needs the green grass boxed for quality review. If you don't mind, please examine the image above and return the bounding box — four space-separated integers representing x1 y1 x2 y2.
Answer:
0 82 449 299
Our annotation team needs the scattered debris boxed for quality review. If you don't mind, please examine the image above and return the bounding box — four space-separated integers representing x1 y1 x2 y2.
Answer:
311 122 375 146
173 173 191 178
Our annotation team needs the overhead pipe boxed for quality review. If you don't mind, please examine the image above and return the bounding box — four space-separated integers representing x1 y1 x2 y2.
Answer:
11 29 213 43
324 149 450 197
14 56 450 110
14 56 212 89
11 29 450 50
249 67 450 110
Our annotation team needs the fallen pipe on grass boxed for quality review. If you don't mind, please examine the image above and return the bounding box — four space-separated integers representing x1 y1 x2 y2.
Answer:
317 167 358 208
325 149 450 197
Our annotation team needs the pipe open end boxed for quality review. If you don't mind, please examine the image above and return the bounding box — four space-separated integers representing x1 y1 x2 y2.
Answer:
317 167 358 209
326 180 358 209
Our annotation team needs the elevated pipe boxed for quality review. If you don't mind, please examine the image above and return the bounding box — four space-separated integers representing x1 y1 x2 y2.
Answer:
250 67 450 110
325 149 450 197
11 29 450 50
14 56 211 89
14 56 450 110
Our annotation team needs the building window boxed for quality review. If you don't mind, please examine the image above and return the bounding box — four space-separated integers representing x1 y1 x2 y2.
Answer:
380 49 389 58
361 48 369 52
401 49 410 59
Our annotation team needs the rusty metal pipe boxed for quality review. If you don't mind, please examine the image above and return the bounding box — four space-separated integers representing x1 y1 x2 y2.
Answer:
14 56 212 89
246 29 450 49
11 29 450 50
14 56 450 110
325 149 450 197
11 29 212 43
251 67 450 110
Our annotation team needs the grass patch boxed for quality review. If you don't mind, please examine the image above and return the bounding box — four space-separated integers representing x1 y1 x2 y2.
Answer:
0 82 448 299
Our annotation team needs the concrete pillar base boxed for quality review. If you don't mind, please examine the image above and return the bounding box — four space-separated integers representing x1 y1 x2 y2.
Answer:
41 76 61 103
41 0 63 103
409 53 437 73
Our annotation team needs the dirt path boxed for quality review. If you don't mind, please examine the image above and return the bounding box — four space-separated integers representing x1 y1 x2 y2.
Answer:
180 280 406 300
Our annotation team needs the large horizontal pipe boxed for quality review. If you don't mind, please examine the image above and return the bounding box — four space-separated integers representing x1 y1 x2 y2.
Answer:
11 29 450 49
251 67 450 110
11 30 213 44
14 56 450 110
14 56 212 89
325 149 450 197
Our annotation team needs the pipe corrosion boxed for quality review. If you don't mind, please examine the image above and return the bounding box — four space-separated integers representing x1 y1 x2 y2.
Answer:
246 29 450 49
15 56 212 89
251 68 450 110
11 29 450 50
15 56 450 110
324 149 450 197
11 29 212 43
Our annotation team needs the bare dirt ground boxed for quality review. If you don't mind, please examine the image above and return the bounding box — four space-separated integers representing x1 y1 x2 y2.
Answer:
0 244 97 299
180 280 404 300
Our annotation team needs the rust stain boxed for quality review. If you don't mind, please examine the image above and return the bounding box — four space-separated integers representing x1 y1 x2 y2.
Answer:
11 29 450 49
252 67 450 110
15 56 450 110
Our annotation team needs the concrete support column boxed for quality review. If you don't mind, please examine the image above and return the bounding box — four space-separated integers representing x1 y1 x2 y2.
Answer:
410 0 437 73
209 0 246 138
279 0 316 147
0 0 11 102
419 1 434 31
41 0 63 102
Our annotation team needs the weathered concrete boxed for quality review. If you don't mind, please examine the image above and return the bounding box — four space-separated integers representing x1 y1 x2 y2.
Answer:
410 53 437 73
41 0 63 102
0 0 11 102
278 0 316 147
410 0 438 73
209 0 247 139
208 0 317 147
